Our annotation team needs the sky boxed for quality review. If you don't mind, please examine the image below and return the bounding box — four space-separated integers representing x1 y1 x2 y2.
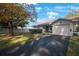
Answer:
28 3 79 26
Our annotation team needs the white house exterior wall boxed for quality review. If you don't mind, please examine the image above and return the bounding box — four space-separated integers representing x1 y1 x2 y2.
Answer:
52 21 74 36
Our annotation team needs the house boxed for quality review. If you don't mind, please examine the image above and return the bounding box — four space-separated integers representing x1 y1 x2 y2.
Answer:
33 18 79 36
33 21 52 33
51 18 75 36
66 16 79 32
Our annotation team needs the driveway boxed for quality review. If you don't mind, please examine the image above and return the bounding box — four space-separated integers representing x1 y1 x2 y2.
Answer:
0 35 70 56
31 35 70 56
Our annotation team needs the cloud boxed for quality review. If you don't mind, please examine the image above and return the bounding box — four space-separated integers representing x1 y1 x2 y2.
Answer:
26 2 38 5
35 7 42 12
70 6 79 10
55 6 78 13
47 12 59 19
45 6 66 12
64 6 79 13
44 6 67 12
32 3 38 5
53 6 68 12
37 18 46 23
47 12 59 16
36 18 54 23
48 16 56 19
54 6 65 9
45 7 52 11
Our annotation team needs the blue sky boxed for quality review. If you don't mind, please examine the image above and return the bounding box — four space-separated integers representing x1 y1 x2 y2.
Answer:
28 3 79 26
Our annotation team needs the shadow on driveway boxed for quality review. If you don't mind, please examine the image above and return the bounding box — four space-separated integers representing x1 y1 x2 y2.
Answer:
0 35 70 56
0 39 38 56
31 35 70 56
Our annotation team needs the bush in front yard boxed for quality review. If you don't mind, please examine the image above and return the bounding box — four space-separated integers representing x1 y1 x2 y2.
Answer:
29 29 42 34
73 32 79 36
73 33 78 36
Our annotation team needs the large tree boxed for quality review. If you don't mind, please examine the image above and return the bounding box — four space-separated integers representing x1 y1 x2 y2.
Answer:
0 3 37 35
65 9 79 32
65 9 79 19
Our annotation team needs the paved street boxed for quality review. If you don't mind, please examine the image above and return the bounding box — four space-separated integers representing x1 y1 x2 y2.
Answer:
0 35 70 56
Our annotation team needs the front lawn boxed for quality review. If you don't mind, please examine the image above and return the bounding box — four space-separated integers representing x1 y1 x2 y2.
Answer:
0 33 34 50
67 36 79 56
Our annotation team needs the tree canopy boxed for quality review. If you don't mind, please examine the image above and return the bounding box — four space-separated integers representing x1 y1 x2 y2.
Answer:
65 9 79 20
0 3 37 35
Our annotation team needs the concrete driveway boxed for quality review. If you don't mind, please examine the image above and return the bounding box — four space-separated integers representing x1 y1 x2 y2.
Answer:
0 35 70 56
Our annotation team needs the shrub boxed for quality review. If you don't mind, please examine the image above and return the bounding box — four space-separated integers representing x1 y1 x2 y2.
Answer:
73 33 78 36
73 32 79 36
29 29 42 34
76 26 79 32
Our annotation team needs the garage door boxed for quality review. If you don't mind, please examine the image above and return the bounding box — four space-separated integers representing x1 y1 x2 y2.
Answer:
52 25 73 36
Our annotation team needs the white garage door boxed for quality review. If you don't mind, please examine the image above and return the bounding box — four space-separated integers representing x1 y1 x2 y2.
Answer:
52 25 73 36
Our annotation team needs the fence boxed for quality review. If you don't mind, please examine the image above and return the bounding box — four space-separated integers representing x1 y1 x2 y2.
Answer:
0 28 29 34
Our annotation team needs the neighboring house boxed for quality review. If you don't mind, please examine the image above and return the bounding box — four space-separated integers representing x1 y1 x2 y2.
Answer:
51 18 75 36
66 16 79 31
33 21 52 33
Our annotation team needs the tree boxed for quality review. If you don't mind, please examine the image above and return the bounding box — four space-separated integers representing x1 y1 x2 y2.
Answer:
0 3 37 36
22 4 37 22
65 9 79 19
65 9 79 32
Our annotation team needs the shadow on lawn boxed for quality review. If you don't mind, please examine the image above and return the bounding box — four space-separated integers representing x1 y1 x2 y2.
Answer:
0 39 37 56
0 35 70 56
0 35 22 50
67 36 79 56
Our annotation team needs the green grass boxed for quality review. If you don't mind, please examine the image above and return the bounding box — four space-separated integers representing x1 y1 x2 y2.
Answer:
67 36 79 56
0 33 34 50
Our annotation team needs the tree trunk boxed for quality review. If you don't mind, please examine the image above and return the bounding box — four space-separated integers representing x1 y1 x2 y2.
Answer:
8 21 14 36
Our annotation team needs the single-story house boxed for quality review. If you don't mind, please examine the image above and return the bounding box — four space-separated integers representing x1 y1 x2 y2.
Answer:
66 16 79 31
33 21 53 33
33 17 79 36
51 18 75 36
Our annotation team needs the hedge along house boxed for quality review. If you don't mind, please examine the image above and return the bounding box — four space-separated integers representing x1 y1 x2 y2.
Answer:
33 21 52 33
51 18 75 36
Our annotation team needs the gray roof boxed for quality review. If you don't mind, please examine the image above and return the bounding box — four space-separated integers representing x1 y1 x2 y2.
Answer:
51 18 74 25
